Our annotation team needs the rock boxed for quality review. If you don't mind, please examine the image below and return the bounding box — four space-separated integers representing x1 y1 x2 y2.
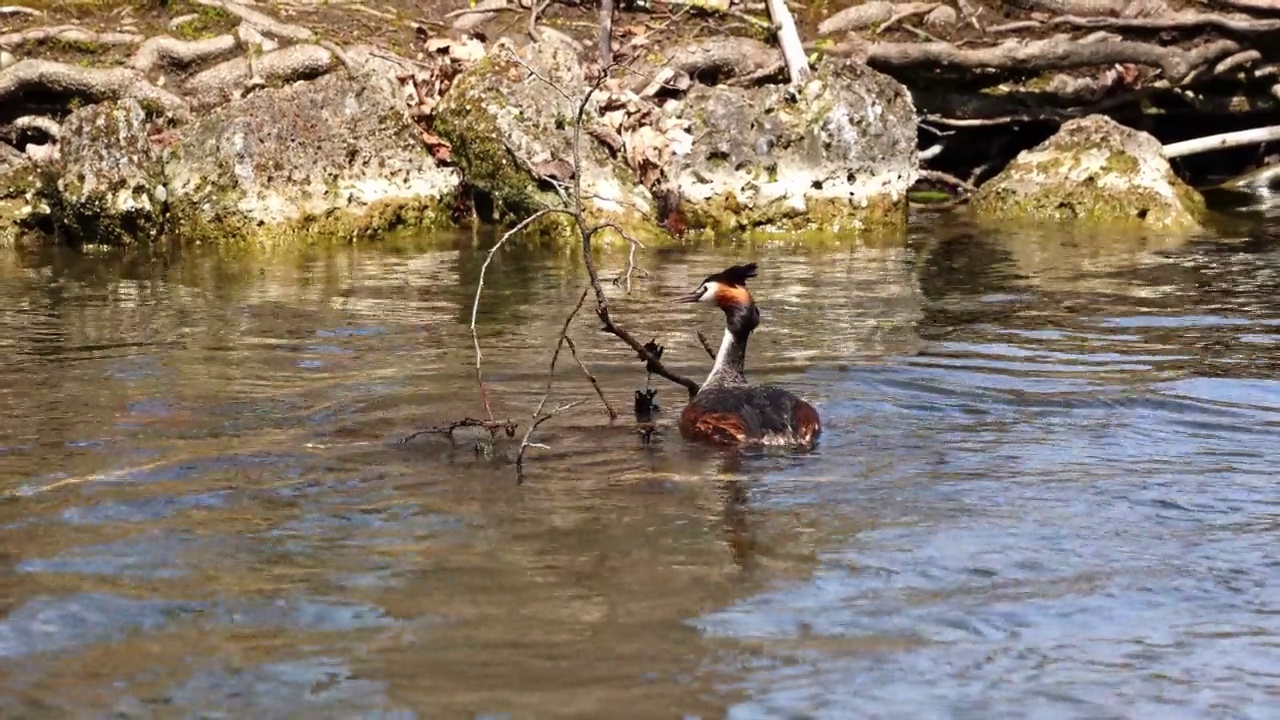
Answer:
970 115 1205 232
0 142 34 246
667 58 918 235
0 51 15 70
163 57 460 243
923 5 959 30
435 36 660 241
45 98 165 246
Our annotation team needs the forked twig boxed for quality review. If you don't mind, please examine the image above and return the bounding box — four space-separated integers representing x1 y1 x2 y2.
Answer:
565 334 617 420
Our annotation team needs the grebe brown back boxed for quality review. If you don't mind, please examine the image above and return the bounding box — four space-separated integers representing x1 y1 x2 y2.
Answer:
675 263 822 449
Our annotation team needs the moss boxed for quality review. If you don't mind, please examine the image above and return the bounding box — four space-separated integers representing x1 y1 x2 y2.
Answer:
434 55 557 222
679 189 908 240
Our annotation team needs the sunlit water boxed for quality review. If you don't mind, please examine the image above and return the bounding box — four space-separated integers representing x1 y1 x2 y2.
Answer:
1 219 1279 718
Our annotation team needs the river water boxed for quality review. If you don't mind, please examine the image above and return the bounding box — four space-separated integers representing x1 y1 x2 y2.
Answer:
1 218 1278 718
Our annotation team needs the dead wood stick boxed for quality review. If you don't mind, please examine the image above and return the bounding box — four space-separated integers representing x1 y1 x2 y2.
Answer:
696 330 717 360
1163 124 1280 159
564 333 618 420
399 417 518 444
765 0 810 84
0 6 42 16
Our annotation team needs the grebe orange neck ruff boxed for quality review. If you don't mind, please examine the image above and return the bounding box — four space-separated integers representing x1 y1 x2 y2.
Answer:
674 262 822 449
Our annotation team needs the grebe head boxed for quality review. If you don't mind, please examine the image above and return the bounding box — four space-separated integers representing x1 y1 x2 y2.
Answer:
675 262 758 309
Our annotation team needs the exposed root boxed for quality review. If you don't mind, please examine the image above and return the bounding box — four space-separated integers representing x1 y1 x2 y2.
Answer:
183 43 336 109
0 25 144 49
1042 10 1280 33
0 6 42 17
0 59 190 121
9 114 59 140
194 0 314 42
449 0 511 32
822 35 1236 84
128 34 239 73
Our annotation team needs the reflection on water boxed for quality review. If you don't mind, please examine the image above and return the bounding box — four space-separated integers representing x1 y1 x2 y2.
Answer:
1 220 1279 718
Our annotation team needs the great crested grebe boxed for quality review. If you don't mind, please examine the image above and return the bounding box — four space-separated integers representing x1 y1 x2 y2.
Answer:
675 263 822 449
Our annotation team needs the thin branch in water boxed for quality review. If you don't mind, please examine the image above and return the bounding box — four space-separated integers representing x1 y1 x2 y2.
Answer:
515 400 586 482
564 334 618 420
399 417 518 444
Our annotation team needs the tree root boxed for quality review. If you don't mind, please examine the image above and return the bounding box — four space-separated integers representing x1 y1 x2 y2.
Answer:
1164 124 1280 159
9 114 59 140
193 0 314 42
128 34 239 73
1042 10 1280 33
0 25 144 49
822 36 1239 84
0 59 190 121
183 43 335 110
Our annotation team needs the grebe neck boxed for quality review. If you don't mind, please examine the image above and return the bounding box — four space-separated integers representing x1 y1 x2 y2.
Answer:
702 303 759 390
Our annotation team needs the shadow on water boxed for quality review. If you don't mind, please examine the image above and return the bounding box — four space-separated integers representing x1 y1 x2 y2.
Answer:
1 216 1279 718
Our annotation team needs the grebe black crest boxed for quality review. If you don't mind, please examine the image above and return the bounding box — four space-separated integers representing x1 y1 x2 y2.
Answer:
675 262 822 449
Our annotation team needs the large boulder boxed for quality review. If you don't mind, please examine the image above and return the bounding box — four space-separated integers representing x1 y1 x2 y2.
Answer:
33 52 460 247
44 99 165 246
667 58 918 235
970 115 1205 232
164 59 460 243
434 36 656 241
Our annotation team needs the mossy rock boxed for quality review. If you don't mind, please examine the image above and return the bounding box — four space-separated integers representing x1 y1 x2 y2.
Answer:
667 56 918 238
41 98 166 246
434 37 665 247
970 114 1206 233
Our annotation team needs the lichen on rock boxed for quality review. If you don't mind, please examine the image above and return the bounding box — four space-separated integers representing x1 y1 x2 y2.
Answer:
970 114 1206 232
42 98 165 246
434 36 663 245
667 57 918 237
164 63 460 244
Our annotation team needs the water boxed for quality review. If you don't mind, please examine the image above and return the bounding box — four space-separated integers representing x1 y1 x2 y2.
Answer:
1 220 1278 718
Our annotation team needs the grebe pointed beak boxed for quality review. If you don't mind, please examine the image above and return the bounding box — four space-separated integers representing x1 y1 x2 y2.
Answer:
674 291 701 303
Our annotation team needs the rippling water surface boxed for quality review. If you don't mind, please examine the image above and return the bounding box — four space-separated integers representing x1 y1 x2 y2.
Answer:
1 220 1278 718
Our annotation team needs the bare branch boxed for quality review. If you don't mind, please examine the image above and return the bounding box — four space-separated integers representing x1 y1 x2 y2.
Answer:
399 417 518 444
515 400 586 482
696 330 717 360
565 334 618 420
765 0 811 84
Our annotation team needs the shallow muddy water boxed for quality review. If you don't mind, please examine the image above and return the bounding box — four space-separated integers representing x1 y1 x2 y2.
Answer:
1 219 1278 719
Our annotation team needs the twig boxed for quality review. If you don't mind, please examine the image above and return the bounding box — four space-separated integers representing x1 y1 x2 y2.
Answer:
470 207 571 421
565 334 618 420
1163 124 1280 159
515 400 586 482
399 417 518 444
